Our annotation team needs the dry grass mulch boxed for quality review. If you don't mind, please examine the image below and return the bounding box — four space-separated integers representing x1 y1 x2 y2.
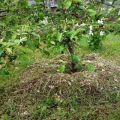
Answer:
0 54 120 119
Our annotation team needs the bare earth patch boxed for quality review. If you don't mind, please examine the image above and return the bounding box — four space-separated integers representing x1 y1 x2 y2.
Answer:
0 54 120 119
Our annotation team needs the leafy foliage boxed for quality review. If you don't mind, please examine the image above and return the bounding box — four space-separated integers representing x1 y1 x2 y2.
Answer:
0 0 120 72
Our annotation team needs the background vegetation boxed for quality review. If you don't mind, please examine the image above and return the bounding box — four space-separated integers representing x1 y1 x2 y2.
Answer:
0 0 120 119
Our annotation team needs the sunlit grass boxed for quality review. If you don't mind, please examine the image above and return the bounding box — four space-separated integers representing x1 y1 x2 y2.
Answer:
100 34 120 64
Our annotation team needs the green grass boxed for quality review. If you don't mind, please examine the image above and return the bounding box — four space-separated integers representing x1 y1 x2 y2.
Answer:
78 34 120 65
100 34 120 64
31 96 120 120
0 47 42 90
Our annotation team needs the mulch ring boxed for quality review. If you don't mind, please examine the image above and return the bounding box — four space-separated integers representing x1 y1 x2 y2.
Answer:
0 53 120 119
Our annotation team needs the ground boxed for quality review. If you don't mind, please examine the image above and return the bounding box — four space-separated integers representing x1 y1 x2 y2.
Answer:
0 34 120 120
0 53 120 120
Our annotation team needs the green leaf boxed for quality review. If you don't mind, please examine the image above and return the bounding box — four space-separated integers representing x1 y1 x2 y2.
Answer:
51 41 55 45
86 63 95 72
57 32 63 42
26 39 36 50
6 48 12 54
0 49 4 57
70 28 81 40
37 13 44 20
88 9 96 17
0 69 10 75
58 64 65 73
64 0 72 9
31 32 40 42
71 54 80 63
